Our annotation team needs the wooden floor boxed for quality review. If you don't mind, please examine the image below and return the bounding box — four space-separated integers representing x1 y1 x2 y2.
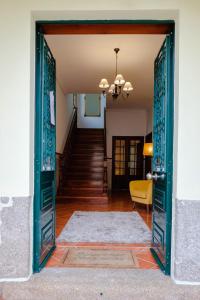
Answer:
56 190 152 237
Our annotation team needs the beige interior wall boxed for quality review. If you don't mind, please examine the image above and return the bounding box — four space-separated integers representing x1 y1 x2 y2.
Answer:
106 109 147 158
56 89 74 189
146 109 153 135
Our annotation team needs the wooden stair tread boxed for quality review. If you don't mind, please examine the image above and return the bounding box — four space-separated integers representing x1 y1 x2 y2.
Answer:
57 195 108 201
58 128 107 200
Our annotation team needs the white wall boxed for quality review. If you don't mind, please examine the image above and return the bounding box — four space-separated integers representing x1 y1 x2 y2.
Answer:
77 94 106 128
106 109 147 158
56 90 74 153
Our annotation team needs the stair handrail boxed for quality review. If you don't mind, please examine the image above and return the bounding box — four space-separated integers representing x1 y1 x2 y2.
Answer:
103 108 108 193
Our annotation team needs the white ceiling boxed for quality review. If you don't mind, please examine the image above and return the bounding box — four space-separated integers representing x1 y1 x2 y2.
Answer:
45 34 165 109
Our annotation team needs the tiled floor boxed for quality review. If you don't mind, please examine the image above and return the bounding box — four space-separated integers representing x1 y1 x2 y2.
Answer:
46 243 158 269
47 191 157 270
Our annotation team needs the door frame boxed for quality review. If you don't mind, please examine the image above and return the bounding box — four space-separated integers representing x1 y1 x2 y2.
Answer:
34 19 175 273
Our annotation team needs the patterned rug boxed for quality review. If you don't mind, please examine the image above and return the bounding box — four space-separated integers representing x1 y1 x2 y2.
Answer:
57 211 151 243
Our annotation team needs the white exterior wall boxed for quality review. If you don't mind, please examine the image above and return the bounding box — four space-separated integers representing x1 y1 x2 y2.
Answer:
0 1 200 201
77 94 106 128
1 0 200 283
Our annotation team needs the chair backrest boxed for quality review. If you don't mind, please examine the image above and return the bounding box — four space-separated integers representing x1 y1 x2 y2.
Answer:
129 180 152 192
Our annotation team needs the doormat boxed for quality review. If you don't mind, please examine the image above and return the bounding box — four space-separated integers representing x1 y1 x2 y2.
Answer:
63 248 138 268
57 211 151 243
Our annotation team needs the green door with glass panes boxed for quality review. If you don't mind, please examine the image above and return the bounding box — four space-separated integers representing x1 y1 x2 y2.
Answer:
112 136 144 189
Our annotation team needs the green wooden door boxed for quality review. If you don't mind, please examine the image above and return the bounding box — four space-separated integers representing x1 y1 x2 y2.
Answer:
149 34 174 275
34 32 56 272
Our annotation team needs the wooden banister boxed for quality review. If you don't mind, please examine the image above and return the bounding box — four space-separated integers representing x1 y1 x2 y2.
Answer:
103 108 108 194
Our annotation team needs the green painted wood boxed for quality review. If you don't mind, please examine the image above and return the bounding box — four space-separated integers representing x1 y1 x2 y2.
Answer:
34 29 56 272
33 19 174 275
151 33 174 275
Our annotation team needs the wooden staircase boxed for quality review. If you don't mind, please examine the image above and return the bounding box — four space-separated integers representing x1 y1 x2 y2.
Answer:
57 128 108 201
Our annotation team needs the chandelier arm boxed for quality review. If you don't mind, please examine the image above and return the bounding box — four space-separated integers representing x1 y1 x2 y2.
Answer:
115 51 118 76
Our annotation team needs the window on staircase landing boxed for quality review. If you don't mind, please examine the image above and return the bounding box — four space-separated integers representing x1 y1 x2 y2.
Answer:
112 136 144 189
84 94 101 117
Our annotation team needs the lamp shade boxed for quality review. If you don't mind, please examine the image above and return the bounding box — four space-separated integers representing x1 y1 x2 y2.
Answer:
143 143 153 156
114 74 125 86
123 81 133 92
108 84 115 93
99 78 109 89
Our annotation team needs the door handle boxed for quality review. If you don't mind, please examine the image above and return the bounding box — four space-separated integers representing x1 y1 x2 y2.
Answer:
146 172 165 181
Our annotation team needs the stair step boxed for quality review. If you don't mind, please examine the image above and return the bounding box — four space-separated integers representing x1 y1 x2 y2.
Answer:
61 179 104 188
64 173 104 180
58 127 107 199
76 129 104 134
65 166 104 172
58 190 105 197
71 153 104 159
68 161 104 167
73 149 104 154
74 135 104 144
60 186 104 191
74 142 104 148
57 195 108 201
73 147 104 152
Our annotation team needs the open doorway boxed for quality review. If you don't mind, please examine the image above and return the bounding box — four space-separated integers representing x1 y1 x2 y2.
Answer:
34 21 174 275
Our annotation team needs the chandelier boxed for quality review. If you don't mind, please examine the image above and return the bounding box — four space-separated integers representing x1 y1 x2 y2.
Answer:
99 48 133 99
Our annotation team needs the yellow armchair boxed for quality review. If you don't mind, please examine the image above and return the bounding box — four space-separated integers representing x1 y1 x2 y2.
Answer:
129 180 152 213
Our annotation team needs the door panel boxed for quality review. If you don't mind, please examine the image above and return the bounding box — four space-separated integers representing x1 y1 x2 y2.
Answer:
112 137 144 189
151 34 174 275
34 33 56 272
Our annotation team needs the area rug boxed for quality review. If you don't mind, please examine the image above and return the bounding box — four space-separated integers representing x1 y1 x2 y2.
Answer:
62 248 138 268
57 211 151 243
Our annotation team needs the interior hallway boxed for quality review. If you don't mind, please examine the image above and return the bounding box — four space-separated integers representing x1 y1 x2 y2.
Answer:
56 191 152 237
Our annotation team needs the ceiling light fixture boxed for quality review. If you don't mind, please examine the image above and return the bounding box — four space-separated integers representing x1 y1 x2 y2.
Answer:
99 48 133 99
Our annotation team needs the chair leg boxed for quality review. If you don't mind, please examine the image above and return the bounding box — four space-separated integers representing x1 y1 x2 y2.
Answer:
133 201 136 209
146 204 149 214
